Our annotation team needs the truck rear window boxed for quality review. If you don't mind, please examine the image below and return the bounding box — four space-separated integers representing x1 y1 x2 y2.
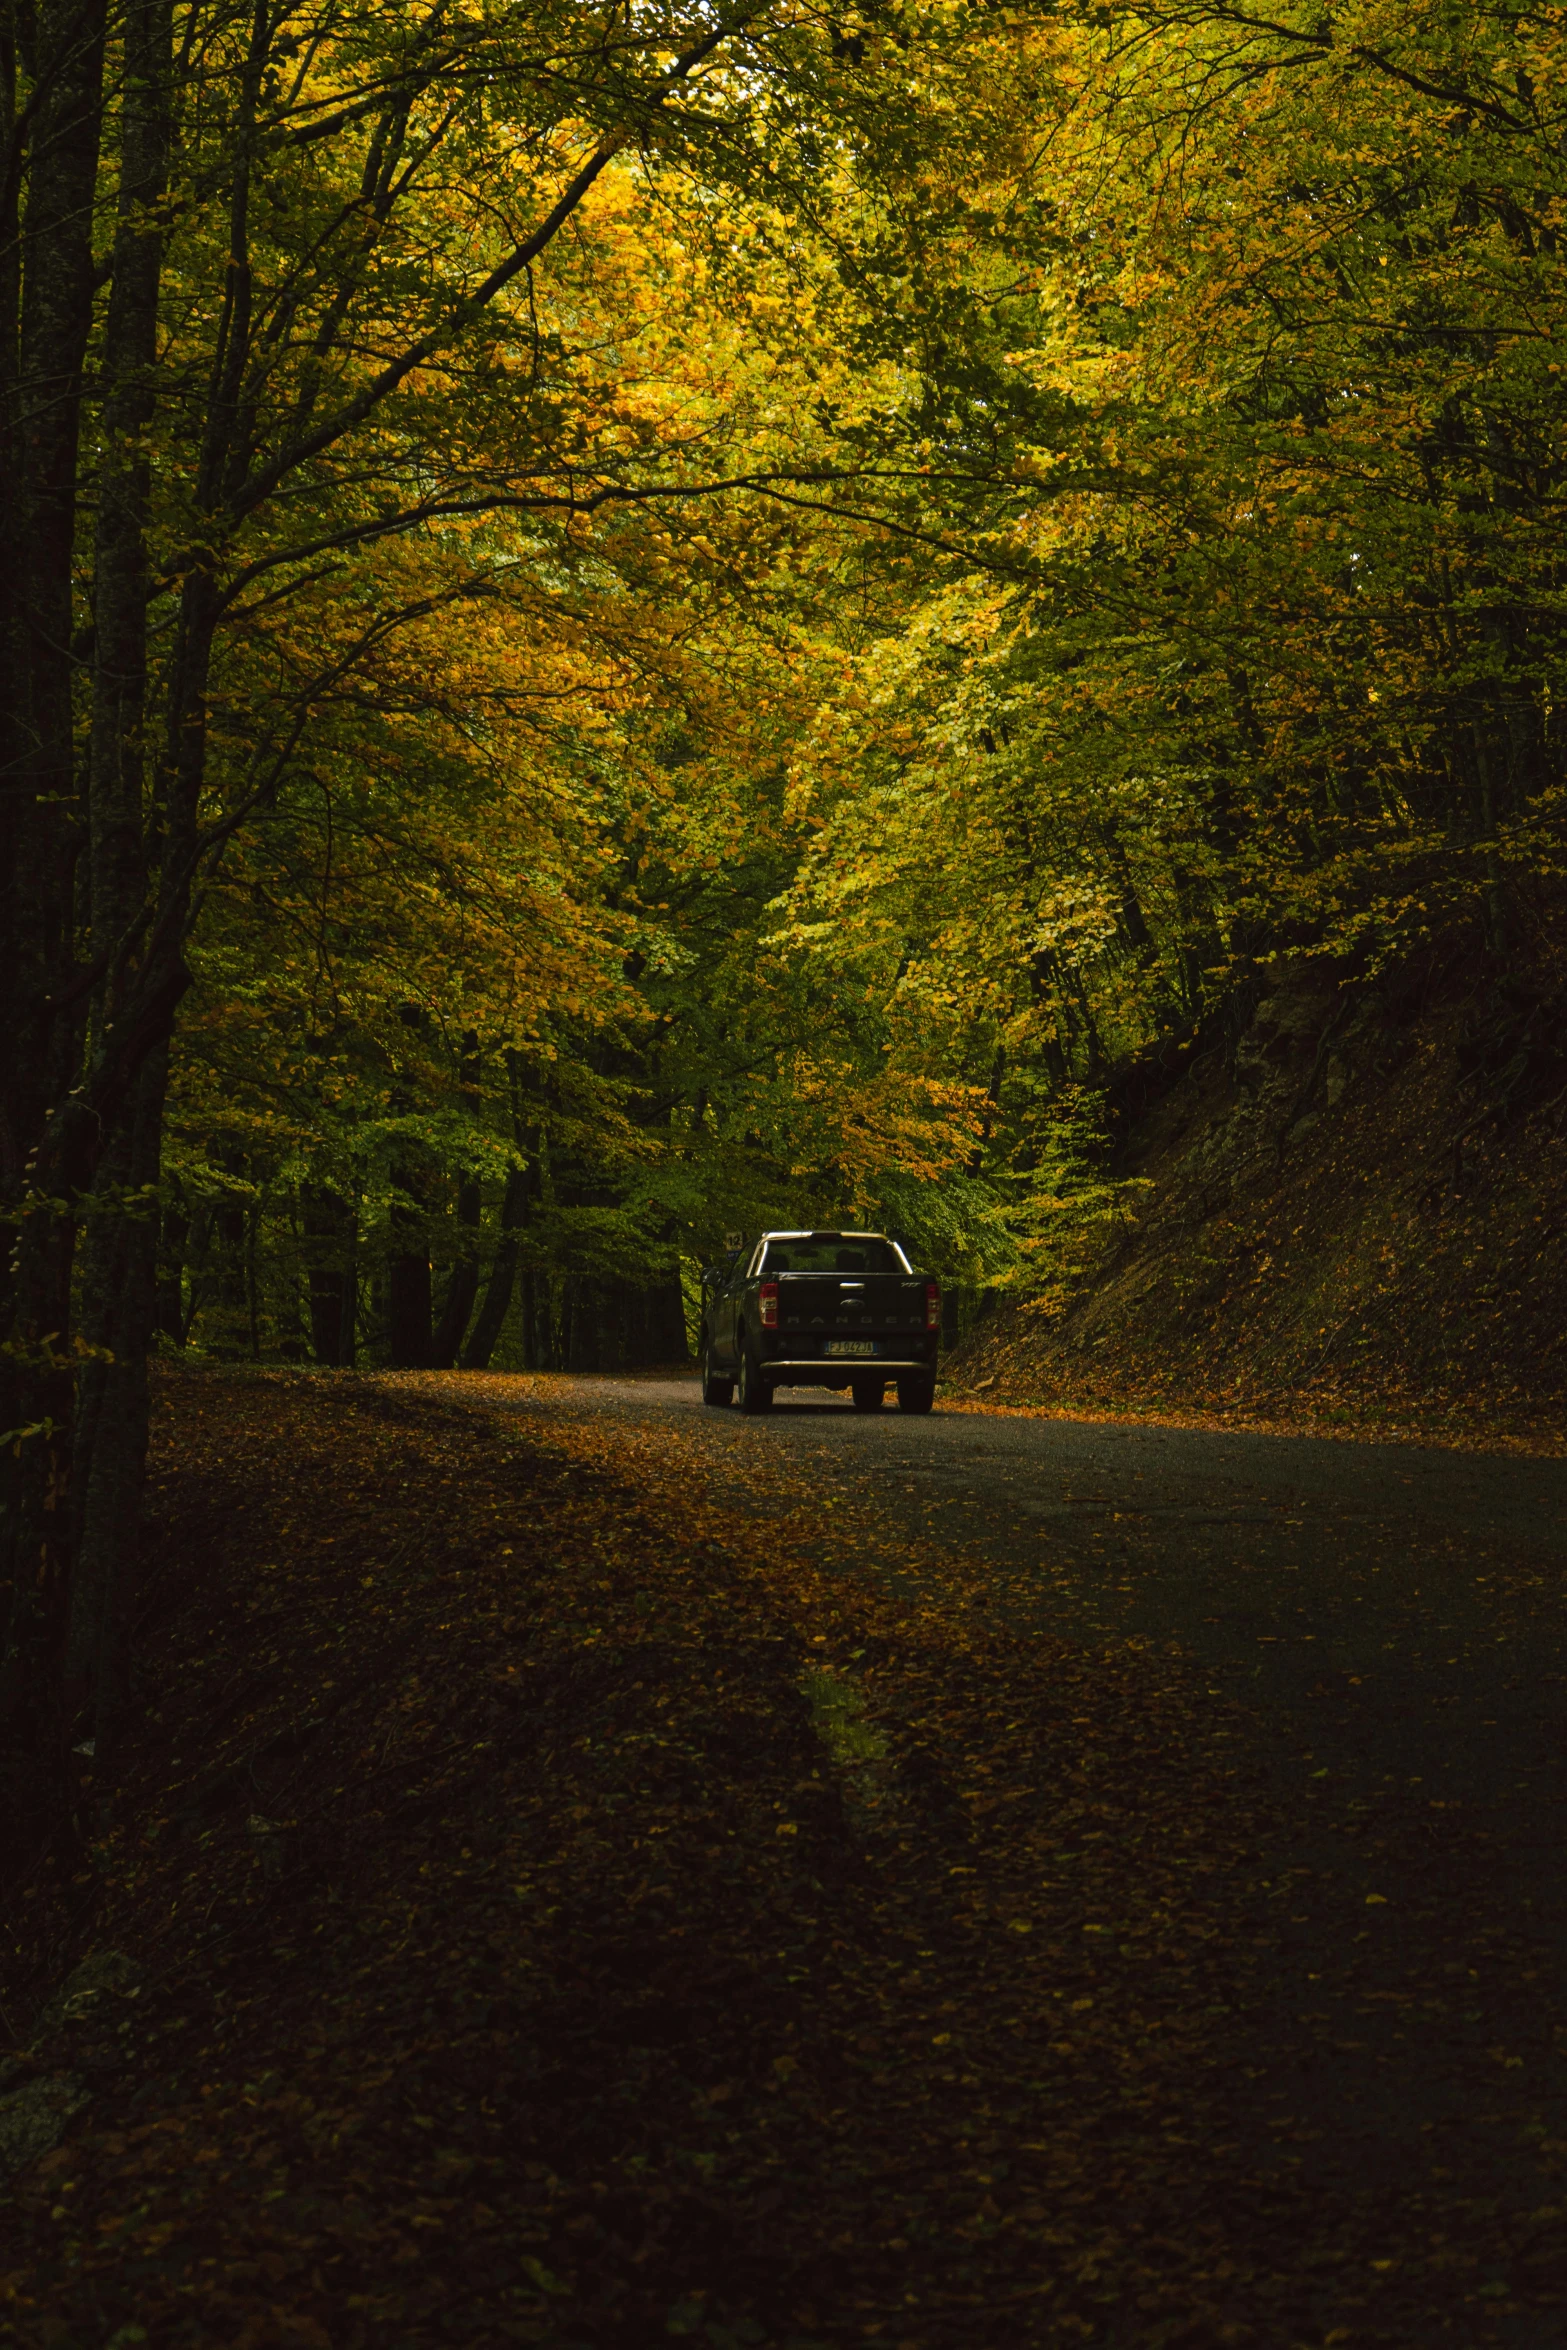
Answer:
760 1239 904 1274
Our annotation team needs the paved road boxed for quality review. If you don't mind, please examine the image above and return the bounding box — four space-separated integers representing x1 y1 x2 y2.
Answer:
507 1373 1567 1801
488 1372 1567 2315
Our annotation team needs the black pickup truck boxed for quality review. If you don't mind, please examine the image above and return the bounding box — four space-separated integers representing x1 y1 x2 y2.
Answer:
699 1230 939 1415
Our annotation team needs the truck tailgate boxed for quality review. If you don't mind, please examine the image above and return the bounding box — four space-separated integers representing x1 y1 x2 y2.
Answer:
775 1274 928 1337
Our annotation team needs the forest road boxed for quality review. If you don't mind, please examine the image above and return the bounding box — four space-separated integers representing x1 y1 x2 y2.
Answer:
502 1371 1567 1810
485 1371 1567 2259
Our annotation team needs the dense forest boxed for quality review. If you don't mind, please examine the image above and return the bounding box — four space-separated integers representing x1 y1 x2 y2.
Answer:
3 0 1564 1807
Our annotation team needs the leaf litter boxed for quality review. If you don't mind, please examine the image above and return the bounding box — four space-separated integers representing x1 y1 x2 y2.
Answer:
0 1364 1562 2347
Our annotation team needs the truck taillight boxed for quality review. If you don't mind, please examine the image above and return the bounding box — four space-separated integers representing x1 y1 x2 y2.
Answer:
760 1281 779 1329
926 1281 941 1330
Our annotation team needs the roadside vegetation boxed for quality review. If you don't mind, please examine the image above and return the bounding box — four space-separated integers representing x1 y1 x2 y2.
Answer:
949 934 1567 1453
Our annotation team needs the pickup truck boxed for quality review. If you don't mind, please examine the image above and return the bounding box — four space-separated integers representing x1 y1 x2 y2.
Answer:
699 1230 940 1415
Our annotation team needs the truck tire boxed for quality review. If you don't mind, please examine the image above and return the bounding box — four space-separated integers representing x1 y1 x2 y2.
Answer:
850 1377 885 1412
896 1373 935 1414
737 1342 773 1415
701 1339 734 1408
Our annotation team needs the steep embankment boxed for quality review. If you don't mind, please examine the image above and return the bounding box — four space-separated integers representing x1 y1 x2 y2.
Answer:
951 935 1567 1449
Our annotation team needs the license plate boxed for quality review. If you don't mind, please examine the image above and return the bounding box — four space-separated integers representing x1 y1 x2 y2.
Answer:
826 1339 877 1358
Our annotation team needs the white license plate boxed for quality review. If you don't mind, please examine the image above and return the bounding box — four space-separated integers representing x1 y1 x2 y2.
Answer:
826 1339 878 1358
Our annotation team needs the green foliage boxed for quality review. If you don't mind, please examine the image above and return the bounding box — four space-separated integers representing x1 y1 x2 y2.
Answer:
68 0 1567 1360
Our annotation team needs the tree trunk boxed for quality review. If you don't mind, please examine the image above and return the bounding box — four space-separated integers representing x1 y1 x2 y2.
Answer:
86 0 169 1027
0 0 109 1861
387 1249 432 1367
156 1195 189 1344
532 1275 561 1371
430 1175 481 1368
387 1164 433 1368
209 1167 249 1354
647 1272 689 1365
245 1201 263 1359
66 1046 167 1755
431 1034 483 1366
303 1184 356 1366
564 1280 602 1372
44 0 187 1787
461 1166 528 1370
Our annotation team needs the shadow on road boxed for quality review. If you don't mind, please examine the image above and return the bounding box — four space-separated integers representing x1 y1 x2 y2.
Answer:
480 1370 1567 2336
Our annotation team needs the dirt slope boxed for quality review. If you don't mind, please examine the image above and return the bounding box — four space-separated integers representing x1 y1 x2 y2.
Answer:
951 934 1567 1449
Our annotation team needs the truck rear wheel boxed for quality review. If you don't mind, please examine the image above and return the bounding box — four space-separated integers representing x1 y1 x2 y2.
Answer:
850 1377 885 1412
737 1344 773 1415
701 1339 733 1408
896 1373 935 1414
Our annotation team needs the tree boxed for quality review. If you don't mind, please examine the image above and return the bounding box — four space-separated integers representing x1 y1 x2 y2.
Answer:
0 0 1033 1832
